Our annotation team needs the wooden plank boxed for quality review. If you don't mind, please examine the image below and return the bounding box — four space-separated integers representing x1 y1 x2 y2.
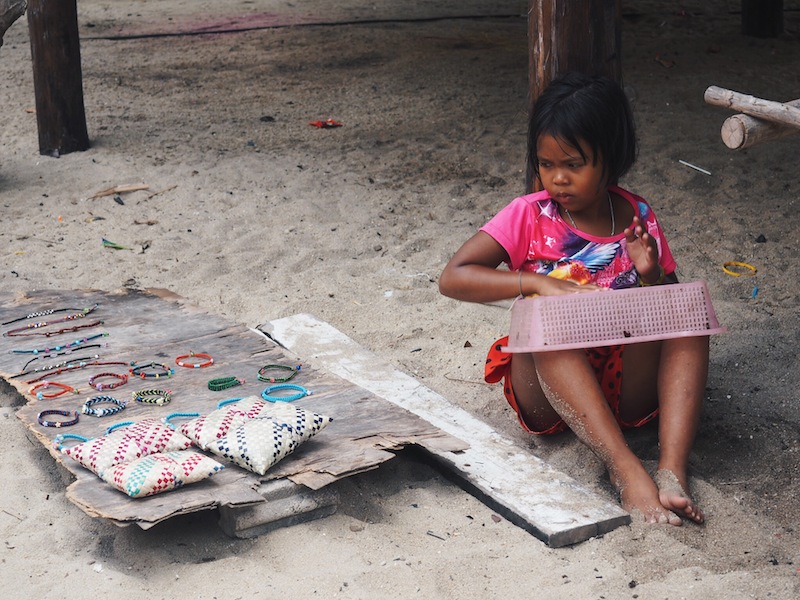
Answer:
0 289 466 530
264 314 630 548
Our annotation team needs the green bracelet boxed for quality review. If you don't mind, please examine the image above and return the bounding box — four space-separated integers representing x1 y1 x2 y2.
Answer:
208 376 244 391
257 363 301 383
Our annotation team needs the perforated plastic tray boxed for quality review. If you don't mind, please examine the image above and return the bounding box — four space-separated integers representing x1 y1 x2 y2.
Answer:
502 281 726 353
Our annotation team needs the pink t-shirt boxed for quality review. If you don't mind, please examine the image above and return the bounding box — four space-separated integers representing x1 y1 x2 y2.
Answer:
480 185 676 289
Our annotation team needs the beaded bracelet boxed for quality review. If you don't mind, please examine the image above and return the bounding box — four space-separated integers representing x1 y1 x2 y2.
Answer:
261 383 312 403
5 319 104 338
88 371 129 391
29 381 79 400
129 361 175 379
175 352 214 368
208 376 244 391
38 409 80 428
2 303 98 326
81 395 127 417
132 388 172 405
53 433 89 450
257 363 301 383
11 332 109 355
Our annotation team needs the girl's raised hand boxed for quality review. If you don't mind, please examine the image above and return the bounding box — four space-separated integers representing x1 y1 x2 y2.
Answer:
624 216 660 281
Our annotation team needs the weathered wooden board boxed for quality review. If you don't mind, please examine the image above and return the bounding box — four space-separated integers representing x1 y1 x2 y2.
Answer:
265 314 632 548
0 289 467 529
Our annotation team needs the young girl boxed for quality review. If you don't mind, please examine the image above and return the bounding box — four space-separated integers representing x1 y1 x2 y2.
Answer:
439 72 708 526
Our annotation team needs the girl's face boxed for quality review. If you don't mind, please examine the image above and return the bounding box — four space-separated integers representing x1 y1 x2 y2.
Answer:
536 134 608 215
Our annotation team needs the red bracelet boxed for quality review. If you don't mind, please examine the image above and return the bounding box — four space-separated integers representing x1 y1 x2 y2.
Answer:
88 371 129 391
29 381 79 399
175 352 214 368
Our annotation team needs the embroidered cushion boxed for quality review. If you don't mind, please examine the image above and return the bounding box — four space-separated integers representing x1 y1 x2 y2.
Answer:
102 450 224 498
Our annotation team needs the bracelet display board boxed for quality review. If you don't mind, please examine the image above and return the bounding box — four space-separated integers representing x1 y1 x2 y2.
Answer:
0 288 467 533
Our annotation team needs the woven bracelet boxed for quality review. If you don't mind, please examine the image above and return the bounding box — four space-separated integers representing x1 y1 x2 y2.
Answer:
257 363 301 383
132 389 172 405
82 395 126 417
261 383 312 403
175 352 214 369
29 381 79 399
208 377 244 391
38 409 80 428
88 371 129 391
130 361 175 379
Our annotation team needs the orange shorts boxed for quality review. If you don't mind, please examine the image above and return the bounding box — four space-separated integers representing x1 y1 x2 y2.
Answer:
485 336 658 435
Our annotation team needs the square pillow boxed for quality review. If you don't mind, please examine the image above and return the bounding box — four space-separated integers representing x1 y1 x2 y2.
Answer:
59 418 193 476
230 396 334 442
177 406 252 450
60 429 148 476
114 418 193 453
102 450 224 498
208 418 296 475
206 406 333 476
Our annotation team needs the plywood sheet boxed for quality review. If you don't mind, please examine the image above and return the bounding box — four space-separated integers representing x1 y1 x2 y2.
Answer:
0 289 467 529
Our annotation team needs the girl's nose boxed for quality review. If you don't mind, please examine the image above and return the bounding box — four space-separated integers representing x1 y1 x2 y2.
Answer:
552 169 569 185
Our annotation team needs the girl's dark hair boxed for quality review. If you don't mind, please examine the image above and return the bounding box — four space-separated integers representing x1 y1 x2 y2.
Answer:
528 72 637 185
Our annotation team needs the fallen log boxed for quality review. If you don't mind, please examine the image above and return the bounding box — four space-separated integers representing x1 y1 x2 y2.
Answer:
720 98 800 149
0 0 25 47
704 85 800 131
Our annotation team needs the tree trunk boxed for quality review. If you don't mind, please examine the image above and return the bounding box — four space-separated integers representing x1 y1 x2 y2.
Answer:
526 0 621 191
27 0 89 156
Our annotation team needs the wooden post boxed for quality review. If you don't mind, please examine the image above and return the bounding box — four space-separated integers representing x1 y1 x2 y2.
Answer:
741 0 783 38
526 0 621 191
26 0 89 156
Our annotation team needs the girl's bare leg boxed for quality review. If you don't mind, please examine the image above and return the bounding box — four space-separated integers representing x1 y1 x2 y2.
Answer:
621 337 709 524
654 336 709 523
517 349 681 525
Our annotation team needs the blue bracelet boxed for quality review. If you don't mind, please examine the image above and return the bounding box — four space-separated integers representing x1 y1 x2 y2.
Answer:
162 411 200 427
53 433 89 450
261 383 312 403
217 397 243 408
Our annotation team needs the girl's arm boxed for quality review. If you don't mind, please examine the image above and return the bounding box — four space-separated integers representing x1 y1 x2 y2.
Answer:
439 231 601 303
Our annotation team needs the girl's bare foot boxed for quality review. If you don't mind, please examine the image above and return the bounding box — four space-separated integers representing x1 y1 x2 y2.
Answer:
654 469 705 524
614 468 682 526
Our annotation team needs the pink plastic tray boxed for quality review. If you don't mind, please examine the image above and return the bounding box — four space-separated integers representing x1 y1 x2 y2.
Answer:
502 281 726 353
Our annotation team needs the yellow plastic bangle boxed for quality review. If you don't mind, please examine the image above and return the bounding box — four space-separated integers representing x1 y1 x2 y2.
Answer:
722 261 757 277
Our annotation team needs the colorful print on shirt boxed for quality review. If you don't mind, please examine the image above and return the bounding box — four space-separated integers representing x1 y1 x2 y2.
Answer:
480 186 677 290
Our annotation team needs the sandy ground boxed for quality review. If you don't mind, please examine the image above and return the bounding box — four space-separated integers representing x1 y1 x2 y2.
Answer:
1 1 799 598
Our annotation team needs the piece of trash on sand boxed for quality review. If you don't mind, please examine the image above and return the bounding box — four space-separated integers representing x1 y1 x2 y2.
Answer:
309 118 343 128
102 238 129 250
89 184 149 200
678 159 711 175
